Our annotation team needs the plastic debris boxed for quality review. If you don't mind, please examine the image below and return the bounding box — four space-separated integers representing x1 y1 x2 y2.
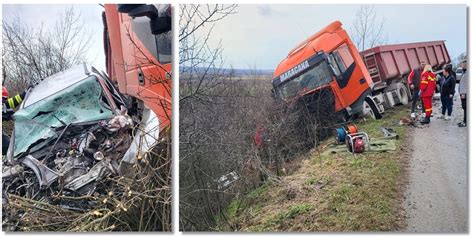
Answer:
380 127 399 139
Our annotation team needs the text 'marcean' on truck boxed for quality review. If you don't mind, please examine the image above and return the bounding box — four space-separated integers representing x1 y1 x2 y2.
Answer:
272 21 450 120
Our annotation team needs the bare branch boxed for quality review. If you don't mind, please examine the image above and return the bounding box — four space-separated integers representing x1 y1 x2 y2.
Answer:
2 7 93 94
349 5 388 51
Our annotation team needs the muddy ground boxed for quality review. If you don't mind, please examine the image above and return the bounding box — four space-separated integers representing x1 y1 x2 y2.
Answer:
403 93 468 232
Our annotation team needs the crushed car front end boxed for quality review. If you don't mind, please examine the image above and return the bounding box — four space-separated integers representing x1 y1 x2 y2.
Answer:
2 65 166 231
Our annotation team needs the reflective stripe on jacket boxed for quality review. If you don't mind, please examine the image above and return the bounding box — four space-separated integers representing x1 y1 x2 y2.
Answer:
2 92 26 121
420 71 437 98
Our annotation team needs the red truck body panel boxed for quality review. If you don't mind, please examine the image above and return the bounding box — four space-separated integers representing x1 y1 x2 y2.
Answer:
361 41 451 86
104 4 171 131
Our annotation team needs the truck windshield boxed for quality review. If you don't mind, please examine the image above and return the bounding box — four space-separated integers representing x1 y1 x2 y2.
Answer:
132 16 171 64
276 60 333 100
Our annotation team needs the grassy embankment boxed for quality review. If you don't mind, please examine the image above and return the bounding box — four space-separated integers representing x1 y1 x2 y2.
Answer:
218 106 411 232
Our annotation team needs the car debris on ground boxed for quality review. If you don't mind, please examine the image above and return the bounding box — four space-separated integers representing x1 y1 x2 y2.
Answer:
380 127 399 139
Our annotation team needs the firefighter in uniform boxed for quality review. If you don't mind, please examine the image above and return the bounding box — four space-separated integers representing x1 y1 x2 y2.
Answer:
2 86 26 155
419 65 437 125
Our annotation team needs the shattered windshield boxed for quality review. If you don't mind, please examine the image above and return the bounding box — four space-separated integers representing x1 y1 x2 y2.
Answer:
13 76 114 157
276 60 333 100
22 65 92 108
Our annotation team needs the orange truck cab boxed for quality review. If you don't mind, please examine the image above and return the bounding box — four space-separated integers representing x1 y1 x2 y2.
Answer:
103 4 171 131
272 21 374 119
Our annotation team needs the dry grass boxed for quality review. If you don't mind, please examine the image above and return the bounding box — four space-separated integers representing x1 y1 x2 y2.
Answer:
2 136 171 232
219 106 411 232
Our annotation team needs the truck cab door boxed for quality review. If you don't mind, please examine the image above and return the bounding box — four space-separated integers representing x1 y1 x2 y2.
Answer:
327 43 371 111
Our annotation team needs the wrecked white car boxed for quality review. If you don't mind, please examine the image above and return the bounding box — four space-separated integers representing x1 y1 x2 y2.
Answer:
2 65 159 210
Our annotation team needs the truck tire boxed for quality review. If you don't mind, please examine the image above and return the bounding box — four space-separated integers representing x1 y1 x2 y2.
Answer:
397 83 409 105
363 97 383 119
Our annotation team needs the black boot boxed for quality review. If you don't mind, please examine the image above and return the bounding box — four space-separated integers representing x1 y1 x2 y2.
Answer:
420 116 431 125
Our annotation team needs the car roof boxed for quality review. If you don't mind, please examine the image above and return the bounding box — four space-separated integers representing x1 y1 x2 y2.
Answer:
22 65 94 108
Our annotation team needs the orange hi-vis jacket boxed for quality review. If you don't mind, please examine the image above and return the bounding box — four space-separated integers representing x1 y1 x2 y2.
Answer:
420 71 437 98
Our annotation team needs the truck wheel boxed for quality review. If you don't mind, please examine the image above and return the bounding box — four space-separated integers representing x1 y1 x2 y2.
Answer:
363 97 383 119
397 83 409 105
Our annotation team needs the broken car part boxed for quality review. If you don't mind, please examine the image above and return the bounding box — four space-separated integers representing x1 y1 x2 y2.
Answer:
2 165 24 179
215 171 240 190
380 127 399 139
107 113 133 132
21 155 59 188
120 107 159 166
78 132 97 153
94 151 105 161
64 160 110 191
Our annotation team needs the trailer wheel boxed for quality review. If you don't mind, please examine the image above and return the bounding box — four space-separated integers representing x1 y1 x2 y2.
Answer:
397 83 409 105
363 97 383 119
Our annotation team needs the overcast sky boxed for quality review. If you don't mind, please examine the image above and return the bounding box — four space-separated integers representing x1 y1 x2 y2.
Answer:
201 4 467 70
2 4 467 72
2 4 105 70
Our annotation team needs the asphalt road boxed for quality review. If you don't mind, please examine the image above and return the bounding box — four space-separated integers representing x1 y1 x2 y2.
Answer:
403 94 468 232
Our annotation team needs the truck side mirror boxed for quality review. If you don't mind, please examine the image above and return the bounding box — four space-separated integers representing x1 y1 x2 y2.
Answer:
117 4 143 13
118 4 171 35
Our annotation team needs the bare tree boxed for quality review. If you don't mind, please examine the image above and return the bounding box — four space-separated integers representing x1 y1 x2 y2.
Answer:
179 4 237 102
179 4 253 231
454 52 467 69
2 6 92 94
350 5 388 51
